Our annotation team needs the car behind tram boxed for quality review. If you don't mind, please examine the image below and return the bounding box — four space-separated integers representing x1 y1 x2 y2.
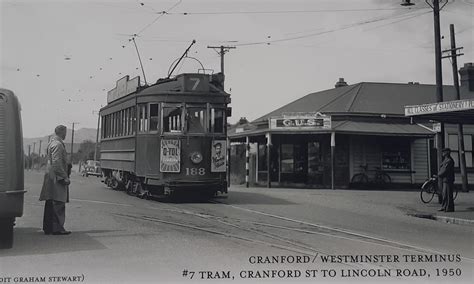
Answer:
100 73 231 198
0 88 25 249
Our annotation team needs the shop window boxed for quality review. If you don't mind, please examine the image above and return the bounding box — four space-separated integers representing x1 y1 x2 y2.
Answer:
163 105 183 133
186 105 206 133
210 108 225 133
381 141 410 170
281 144 294 173
448 134 473 168
150 104 159 131
258 144 267 171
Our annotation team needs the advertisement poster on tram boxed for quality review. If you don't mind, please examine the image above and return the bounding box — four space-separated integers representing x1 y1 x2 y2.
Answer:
211 140 226 172
160 139 181 173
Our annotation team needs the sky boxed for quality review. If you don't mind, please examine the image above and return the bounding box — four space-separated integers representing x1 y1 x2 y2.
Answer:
1 0 473 138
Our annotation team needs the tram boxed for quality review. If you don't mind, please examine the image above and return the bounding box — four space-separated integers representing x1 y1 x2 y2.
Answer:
100 73 231 198
0 88 25 249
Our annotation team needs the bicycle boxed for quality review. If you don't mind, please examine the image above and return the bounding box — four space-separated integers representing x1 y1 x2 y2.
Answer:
420 176 458 203
351 164 392 185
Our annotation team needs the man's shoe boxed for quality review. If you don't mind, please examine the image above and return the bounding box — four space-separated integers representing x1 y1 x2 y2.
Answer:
52 231 71 235
44 231 52 235
437 208 445 212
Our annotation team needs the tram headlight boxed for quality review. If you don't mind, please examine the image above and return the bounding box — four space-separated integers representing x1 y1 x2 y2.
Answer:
190 151 203 164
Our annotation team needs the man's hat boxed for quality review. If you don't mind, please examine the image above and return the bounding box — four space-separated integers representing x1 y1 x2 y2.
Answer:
442 148 451 152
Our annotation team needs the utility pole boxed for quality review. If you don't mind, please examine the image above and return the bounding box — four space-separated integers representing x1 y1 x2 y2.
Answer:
93 108 101 161
431 0 446 194
442 24 468 192
38 140 42 157
28 145 31 170
32 142 36 169
70 122 79 163
403 0 448 195
207 45 236 90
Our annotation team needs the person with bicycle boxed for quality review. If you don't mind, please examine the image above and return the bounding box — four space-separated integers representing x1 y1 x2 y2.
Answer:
437 148 455 212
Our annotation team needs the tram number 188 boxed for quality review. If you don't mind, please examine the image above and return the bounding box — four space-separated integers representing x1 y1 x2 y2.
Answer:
185 168 206 176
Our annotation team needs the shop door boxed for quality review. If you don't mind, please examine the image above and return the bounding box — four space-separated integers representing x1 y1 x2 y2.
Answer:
308 142 323 185
270 146 279 182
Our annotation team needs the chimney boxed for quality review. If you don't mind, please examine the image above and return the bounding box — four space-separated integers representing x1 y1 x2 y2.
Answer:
459 63 474 99
335 78 348 88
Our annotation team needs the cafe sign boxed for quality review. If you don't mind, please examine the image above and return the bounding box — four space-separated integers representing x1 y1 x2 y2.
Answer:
405 98 474 116
269 112 331 130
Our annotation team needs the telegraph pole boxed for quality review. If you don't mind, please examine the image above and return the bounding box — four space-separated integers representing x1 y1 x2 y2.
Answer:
70 122 79 163
28 145 31 170
442 24 468 191
38 140 42 157
207 45 235 89
93 108 101 161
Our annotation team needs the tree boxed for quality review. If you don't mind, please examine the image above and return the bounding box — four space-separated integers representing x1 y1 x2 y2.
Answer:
77 140 96 163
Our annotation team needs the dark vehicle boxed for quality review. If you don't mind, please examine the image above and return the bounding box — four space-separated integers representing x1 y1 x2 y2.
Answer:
0 89 26 249
100 73 231 199
82 160 102 177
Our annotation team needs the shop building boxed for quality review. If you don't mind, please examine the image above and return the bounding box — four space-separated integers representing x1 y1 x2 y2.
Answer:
230 65 474 189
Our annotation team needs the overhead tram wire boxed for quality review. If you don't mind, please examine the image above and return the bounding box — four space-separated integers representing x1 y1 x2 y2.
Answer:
167 7 427 16
233 7 432 47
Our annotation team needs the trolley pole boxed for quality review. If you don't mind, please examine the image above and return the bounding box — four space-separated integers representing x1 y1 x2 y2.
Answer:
442 24 468 192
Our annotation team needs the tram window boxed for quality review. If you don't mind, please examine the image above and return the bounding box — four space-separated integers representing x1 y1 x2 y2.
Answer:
150 104 159 131
186 106 206 133
138 104 148 132
210 108 225 133
163 105 183 133
131 106 136 134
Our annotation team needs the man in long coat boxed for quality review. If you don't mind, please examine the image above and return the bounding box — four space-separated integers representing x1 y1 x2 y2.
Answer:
39 125 71 235
438 148 455 212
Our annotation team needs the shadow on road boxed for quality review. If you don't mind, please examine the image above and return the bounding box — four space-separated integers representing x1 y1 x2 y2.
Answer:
152 191 296 205
0 228 113 256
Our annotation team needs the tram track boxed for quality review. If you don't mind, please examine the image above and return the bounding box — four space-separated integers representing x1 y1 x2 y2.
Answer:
142 199 474 264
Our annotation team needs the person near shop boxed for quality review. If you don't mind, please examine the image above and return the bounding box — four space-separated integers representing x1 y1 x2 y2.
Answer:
39 125 71 235
437 148 455 212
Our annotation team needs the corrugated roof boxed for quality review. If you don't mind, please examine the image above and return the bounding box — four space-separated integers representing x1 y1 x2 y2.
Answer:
254 82 457 123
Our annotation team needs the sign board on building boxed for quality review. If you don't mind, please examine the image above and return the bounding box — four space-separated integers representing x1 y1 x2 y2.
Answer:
107 75 140 103
269 112 331 130
160 139 181 173
432 123 442 132
405 98 474 116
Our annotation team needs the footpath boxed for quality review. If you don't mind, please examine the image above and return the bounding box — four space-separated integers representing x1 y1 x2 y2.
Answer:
402 190 474 226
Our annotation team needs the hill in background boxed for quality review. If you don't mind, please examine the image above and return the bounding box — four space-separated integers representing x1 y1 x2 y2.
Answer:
23 128 98 155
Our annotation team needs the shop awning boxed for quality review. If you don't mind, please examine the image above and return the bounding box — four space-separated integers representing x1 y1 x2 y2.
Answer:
331 120 435 137
405 98 474 124
229 120 434 140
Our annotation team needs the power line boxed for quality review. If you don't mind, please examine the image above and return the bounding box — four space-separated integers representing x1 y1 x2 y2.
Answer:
234 8 432 47
167 7 426 16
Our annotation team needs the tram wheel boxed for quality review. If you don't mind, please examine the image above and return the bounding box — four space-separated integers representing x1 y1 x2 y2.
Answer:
110 178 119 190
